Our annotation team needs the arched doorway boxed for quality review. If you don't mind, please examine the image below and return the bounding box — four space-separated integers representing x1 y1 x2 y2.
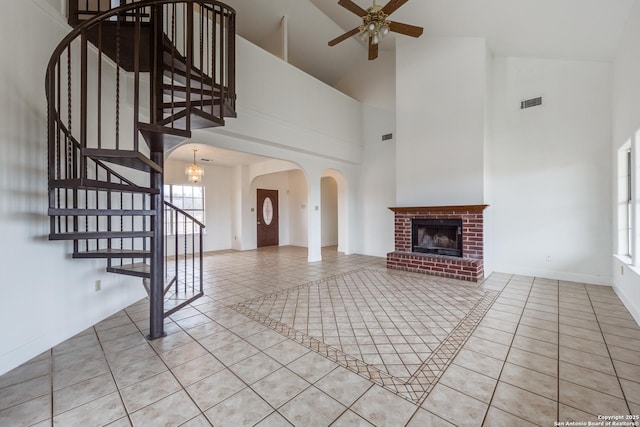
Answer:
321 169 349 254
251 168 308 249
321 176 338 248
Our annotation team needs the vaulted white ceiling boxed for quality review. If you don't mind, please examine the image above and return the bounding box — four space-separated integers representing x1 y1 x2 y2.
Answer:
223 0 634 86
175 0 634 166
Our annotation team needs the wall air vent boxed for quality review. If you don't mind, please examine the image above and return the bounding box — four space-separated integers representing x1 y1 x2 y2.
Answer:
521 97 542 109
382 133 393 141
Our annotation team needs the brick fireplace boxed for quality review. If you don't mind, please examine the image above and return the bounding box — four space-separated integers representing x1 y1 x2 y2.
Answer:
387 205 488 282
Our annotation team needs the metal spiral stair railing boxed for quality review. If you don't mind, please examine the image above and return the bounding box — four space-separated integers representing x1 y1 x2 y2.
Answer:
45 0 236 338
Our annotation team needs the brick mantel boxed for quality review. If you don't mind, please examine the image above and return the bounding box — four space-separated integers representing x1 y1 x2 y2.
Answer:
389 205 489 214
387 205 489 282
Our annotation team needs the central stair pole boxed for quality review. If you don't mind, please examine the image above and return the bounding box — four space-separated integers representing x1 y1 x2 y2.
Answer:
148 4 166 340
148 150 166 340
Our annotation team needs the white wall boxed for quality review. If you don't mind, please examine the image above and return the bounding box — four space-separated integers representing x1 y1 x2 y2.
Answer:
483 50 494 275
164 159 233 252
0 1 145 376
218 37 363 164
289 170 309 247
612 0 640 322
335 53 396 106
358 104 396 256
336 52 396 257
488 56 612 285
396 37 488 206
43 0 65 14
230 165 252 250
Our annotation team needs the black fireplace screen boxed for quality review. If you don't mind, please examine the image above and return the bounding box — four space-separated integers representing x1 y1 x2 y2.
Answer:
412 218 463 257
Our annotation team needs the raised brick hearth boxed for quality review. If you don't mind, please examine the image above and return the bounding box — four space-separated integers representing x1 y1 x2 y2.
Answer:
387 205 488 282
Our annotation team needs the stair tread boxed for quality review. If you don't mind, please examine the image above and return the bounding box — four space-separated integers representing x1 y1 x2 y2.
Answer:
137 122 191 136
80 249 151 255
163 84 217 99
162 98 221 109
165 70 214 91
49 208 156 216
50 230 153 240
157 109 188 127
163 51 205 78
163 35 186 59
50 179 159 194
111 262 150 272
82 148 162 173
74 249 152 259
162 108 226 130
107 262 151 278
138 122 191 152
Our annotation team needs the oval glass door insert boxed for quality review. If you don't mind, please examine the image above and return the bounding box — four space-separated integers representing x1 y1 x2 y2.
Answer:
262 197 274 226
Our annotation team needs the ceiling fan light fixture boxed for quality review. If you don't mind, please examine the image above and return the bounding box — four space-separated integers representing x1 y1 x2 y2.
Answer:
329 0 423 60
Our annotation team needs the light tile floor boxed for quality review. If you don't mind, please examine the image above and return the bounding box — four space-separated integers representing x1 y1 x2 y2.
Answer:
1 246 640 426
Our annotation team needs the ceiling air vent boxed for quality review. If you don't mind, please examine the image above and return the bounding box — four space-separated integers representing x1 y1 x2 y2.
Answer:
521 97 542 109
382 133 393 141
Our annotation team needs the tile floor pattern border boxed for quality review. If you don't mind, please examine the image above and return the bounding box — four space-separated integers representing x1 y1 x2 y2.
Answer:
230 267 500 404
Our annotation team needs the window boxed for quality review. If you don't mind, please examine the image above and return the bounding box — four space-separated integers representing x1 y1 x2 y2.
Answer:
618 143 633 259
627 149 633 257
164 184 205 235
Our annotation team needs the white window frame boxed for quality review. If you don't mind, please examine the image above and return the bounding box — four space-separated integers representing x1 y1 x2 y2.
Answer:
164 184 205 236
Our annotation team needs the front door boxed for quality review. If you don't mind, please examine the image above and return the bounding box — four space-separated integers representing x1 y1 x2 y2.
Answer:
257 189 279 247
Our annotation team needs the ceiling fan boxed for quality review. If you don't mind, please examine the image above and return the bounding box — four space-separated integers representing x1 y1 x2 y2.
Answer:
328 0 424 60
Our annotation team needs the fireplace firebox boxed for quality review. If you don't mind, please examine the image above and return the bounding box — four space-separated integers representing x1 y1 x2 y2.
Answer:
412 219 462 257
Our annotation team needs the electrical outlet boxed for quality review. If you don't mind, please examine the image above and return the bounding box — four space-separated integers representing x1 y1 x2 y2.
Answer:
545 255 551 263
95 280 101 292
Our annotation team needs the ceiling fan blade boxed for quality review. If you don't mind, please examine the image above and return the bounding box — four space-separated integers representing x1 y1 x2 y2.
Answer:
388 21 424 38
338 0 368 17
328 27 361 46
380 0 409 16
368 37 378 60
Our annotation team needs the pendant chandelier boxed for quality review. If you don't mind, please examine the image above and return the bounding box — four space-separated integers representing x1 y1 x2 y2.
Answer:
185 148 204 183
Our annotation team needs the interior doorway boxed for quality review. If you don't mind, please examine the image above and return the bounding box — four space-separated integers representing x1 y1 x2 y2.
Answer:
257 189 279 247
321 177 338 248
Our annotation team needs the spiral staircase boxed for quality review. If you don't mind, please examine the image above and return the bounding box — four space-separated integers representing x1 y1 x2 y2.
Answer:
46 0 236 339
